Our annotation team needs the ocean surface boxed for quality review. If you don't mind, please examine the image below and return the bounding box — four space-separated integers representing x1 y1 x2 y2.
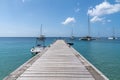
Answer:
0 37 120 80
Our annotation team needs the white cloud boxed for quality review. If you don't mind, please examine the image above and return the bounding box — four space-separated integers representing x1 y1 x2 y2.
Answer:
62 17 76 25
75 8 80 12
90 16 105 23
88 1 120 23
88 1 120 16
116 0 120 3
90 16 112 23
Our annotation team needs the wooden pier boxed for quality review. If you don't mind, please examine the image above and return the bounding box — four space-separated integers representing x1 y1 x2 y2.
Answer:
4 40 109 80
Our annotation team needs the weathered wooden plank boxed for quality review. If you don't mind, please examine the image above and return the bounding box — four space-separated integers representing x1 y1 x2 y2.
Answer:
23 71 91 74
17 77 95 80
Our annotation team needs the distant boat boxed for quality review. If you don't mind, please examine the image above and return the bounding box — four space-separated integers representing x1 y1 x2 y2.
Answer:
108 27 117 40
79 15 95 41
68 28 75 46
80 36 92 41
67 42 74 46
70 36 75 40
70 28 75 40
108 36 117 40
31 24 46 54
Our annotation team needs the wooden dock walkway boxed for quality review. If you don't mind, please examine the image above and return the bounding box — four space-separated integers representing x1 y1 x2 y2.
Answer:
4 40 109 80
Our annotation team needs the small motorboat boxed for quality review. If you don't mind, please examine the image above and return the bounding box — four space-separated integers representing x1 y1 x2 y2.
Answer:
31 45 44 54
67 42 74 46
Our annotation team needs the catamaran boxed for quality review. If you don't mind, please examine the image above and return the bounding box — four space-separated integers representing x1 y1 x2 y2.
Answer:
31 24 46 54
108 36 117 40
108 27 117 40
79 15 95 41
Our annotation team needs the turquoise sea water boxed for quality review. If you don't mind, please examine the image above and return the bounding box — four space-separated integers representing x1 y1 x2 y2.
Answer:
73 39 120 80
0 37 54 80
0 37 120 80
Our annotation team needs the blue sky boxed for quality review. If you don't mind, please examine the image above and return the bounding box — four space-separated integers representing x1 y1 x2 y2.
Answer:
0 0 120 37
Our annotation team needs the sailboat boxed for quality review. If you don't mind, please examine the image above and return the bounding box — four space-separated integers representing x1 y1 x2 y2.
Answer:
79 15 95 41
70 28 75 40
31 24 46 54
108 27 117 40
67 28 74 46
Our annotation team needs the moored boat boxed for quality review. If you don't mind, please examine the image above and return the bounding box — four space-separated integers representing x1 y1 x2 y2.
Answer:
108 27 117 40
79 15 96 41
31 24 46 54
79 36 96 41
31 45 44 54
108 36 117 40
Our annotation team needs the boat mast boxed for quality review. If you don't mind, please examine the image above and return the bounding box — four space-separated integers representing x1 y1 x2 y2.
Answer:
113 26 115 37
39 24 46 46
40 24 42 36
88 15 91 37
71 28 73 37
